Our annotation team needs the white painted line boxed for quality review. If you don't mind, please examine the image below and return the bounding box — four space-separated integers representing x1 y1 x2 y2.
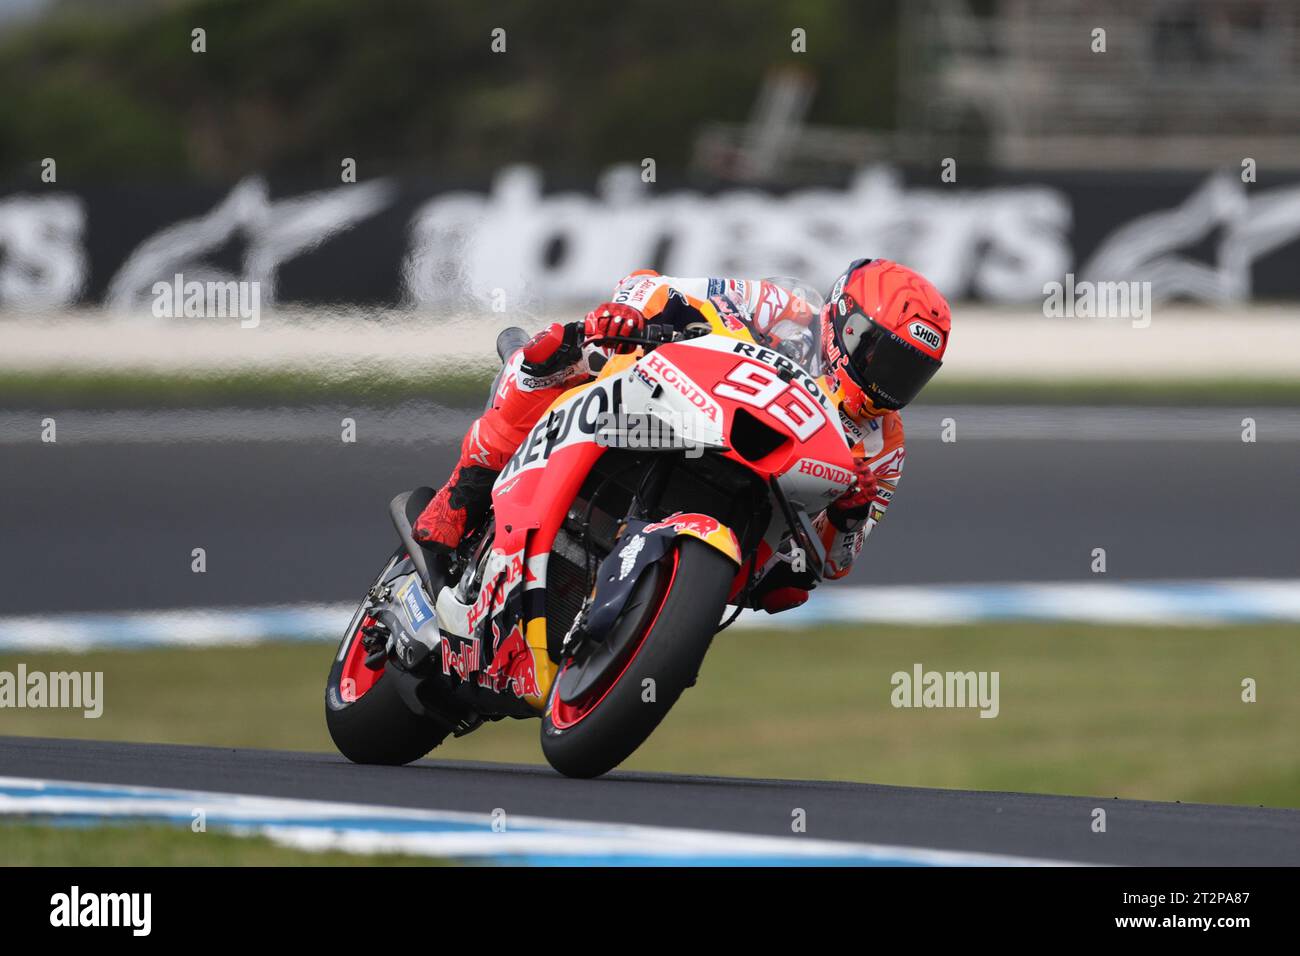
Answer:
739 579 1300 629
0 603 353 652
1 579 1297 654
0 776 1076 866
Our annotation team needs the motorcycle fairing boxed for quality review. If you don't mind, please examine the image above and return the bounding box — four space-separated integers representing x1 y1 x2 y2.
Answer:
453 307 856 713
438 372 625 712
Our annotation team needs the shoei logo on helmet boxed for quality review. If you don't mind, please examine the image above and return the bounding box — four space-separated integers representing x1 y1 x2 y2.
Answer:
830 272 848 304
908 320 943 351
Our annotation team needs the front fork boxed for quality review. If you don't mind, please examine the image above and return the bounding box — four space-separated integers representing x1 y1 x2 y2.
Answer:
767 475 827 582
562 454 746 656
557 454 673 658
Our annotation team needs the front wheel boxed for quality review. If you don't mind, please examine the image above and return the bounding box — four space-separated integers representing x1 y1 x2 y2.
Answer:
540 537 735 778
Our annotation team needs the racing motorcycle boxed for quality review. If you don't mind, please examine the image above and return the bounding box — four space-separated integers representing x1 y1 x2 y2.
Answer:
325 291 859 778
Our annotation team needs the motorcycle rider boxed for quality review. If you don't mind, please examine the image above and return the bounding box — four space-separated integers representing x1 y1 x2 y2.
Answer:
413 259 951 613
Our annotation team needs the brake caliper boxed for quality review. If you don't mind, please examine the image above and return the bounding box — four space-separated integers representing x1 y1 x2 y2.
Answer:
358 613 391 670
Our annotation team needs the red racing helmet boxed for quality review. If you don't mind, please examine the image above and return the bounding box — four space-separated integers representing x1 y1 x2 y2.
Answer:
821 258 951 417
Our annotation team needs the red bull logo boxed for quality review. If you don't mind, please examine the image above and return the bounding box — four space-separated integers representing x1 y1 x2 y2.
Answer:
440 635 481 681
484 622 540 700
708 294 749 333
644 512 721 538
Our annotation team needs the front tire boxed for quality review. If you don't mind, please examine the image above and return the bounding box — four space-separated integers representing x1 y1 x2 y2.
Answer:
540 537 735 778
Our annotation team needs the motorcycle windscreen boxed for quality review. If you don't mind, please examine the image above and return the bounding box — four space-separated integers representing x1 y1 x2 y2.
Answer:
759 275 825 375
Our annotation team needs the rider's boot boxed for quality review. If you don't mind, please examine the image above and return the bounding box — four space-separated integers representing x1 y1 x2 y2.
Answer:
411 453 500 553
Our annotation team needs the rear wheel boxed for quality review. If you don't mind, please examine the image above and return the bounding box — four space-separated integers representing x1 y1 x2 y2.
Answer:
540 537 735 778
325 551 450 765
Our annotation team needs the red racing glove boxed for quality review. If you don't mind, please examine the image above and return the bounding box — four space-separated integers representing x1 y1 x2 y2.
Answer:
583 302 646 351
826 459 880 531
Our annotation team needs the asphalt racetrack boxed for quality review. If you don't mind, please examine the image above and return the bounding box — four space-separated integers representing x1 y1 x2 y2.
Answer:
2 736 1296 865
2 403 1296 614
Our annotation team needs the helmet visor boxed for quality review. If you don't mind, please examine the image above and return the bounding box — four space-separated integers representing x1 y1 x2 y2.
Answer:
843 316 942 411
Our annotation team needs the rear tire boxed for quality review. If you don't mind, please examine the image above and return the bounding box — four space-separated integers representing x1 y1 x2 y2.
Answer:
540 537 734 778
325 552 450 766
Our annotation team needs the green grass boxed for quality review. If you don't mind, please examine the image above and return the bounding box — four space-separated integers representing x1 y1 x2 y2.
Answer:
3 368 1299 409
0 822 442 865
2 622 1296 809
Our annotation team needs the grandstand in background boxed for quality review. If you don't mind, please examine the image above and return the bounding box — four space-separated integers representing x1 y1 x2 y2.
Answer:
695 0 1300 181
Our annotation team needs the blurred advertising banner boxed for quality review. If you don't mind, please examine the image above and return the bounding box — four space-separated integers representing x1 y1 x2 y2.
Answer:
2 165 1298 312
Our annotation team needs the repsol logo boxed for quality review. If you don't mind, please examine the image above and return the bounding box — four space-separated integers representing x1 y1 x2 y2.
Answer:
908 321 942 351
499 379 624 480
730 342 829 409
